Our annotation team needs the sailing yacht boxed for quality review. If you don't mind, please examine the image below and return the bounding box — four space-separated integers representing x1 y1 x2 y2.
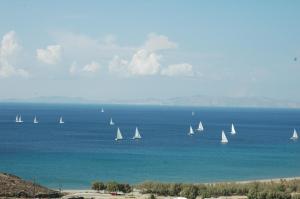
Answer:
196 121 204 131
291 129 298 140
101 108 104 113
115 127 123 141
188 125 194 135
132 127 142 139
59 117 64 124
18 115 23 123
230 123 236 135
221 130 228 143
110 118 114 125
33 116 39 124
15 115 19 123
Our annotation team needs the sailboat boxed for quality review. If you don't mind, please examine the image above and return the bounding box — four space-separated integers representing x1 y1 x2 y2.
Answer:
291 129 298 140
59 117 64 124
115 127 123 141
197 121 204 131
15 115 19 123
188 125 194 135
110 118 114 125
33 116 38 124
18 115 23 123
132 127 142 139
221 130 228 143
101 108 104 113
230 123 236 135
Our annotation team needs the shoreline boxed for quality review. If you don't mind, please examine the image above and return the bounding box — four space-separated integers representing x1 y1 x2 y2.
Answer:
227 176 300 184
60 176 300 192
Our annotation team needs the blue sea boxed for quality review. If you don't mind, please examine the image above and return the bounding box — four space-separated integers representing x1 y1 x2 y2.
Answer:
0 103 300 189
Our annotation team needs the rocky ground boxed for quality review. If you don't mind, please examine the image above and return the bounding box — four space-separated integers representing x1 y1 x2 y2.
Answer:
0 172 61 198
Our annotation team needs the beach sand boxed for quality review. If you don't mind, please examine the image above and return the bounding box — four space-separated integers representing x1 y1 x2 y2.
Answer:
61 176 300 199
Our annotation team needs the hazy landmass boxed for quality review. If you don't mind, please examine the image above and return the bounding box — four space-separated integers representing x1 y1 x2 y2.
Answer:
1 95 300 108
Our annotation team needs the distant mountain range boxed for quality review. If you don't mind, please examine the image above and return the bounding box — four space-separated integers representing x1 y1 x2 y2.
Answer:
1 95 300 108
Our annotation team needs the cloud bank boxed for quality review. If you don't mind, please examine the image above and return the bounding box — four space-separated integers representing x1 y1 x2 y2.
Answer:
0 31 28 78
161 63 194 77
36 45 62 65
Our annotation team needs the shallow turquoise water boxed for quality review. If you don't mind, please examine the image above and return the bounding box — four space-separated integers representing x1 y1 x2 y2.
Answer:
0 103 299 189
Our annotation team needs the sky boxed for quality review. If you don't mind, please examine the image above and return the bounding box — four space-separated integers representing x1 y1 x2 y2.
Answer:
0 0 299 102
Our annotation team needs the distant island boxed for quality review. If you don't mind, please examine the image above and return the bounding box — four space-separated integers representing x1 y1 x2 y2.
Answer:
1 95 300 108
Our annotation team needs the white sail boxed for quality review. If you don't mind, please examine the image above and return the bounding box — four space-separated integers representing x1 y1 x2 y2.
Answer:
33 116 38 124
115 128 123 140
133 127 142 139
197 121 204 131
110 118 114 125
230 123 236 135
101 108 104 113
18 115 23 123
221 130 228 143
291 129 298 140
15 115 19 123
59 117 64 124
188 125 194 135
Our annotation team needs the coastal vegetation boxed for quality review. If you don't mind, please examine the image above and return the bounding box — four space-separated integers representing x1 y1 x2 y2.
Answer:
92 181 132 193
92 179 300 199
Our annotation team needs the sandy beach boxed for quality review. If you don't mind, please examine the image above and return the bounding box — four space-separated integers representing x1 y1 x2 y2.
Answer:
61 190 247 199
61 176 300 199
209 176 300 184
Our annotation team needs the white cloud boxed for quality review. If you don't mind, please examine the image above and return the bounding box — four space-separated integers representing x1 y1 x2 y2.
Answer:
36 45 62 65
107 33 178 76
69 61 100 75
144 33 177 51
161 63 194 77
52 31 135 63
0 31 29 78
109 49 161 76
0 31 21 57
128 49 161 75
82 61 100 73
109 55 129 75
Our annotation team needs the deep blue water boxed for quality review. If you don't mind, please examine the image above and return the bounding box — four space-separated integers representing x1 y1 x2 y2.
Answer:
0 103 300 189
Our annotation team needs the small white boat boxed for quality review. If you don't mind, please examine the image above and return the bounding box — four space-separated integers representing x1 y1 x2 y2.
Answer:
291 129 298 140
132 127 142 139
59 117 64 124
115 127 123 141
18 115 23 123
15 115 19 123
196 121 204 131
110 118 114 125
101 108 104 113
221 130 228 143
33 116 39 124
230 123 236 135
188 125 194 135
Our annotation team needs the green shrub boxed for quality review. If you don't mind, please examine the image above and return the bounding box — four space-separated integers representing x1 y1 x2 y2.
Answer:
91 181 106 192
247 189 258 199
168 183 182 196
180 184 199 199
106 181 119 192
266 191 291 199
149 194 156 199
117 183 132 193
